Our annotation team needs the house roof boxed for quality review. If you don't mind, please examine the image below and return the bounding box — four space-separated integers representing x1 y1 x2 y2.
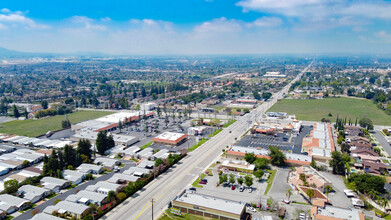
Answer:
0 194 29 207
31 213 63 220
54 200 90 215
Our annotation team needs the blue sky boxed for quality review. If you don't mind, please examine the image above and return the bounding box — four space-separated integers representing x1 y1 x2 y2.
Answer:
0 0 391 54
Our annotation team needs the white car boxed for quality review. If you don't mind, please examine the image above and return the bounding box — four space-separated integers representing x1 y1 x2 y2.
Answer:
248 207 257 213
248 188 253 193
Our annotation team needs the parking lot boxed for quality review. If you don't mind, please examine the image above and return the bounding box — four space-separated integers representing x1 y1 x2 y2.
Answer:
235 125 312 154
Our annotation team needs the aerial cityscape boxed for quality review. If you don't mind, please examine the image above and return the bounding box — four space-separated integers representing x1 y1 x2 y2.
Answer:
1 1 391 220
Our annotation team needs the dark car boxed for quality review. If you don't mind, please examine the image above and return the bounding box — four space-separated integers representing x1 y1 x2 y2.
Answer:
231 185 236 190
189 187 196 191
199 181 207 184
201 179 208 183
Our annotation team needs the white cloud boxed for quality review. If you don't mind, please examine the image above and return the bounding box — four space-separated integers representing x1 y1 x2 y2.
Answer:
100 17 111 22
251 17 282 27
0 9 49 29
0 8 11 13
376 31 391 43
69 16 106 30
341 3 391 19
195 17 242 33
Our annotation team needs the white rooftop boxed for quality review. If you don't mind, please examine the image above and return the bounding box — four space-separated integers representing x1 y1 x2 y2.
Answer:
154 132 186 141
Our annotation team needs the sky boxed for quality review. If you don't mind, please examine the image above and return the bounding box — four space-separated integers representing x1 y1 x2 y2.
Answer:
0 0 391 55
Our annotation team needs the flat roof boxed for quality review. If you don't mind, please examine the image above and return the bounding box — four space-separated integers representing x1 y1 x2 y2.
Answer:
316 205 363 219
174 190 245 216
153 132 187 141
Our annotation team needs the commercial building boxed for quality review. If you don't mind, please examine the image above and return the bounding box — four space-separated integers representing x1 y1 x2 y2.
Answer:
302 123 335 164
226 146 312 166
152 132 188 145
140 102 157 111
172 190 247 220
187 127 207 136
311 204 365 220
221 160 255 174
71 131 138 147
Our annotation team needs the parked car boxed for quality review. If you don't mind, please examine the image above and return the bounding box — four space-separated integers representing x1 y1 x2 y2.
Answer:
239 186 244 192
201 179 208 183
282 199 290 204
199 181 207 184
248 188 253 193
189 187 196 191
231 185 236 190
248 207 257 213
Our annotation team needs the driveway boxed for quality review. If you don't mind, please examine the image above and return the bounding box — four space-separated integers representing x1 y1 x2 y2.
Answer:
319 171 352 208
268 168 304 203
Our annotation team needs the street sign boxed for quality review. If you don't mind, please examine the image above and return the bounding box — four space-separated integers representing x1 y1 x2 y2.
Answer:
171 208 181 216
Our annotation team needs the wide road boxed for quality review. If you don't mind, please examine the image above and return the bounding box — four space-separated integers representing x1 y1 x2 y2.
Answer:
103 62 313 220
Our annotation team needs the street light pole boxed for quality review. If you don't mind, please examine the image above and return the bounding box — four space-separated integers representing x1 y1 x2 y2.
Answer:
151 198 154 220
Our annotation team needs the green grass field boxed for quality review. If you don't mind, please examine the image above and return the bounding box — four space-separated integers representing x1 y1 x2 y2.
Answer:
269 97 391 126
0 110 113 137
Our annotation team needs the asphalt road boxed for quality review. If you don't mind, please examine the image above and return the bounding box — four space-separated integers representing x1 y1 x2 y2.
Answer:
15 163 134 220
374 131 391 156
102 62 313 220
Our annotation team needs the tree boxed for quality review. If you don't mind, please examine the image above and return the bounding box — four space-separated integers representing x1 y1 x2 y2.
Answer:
229 174 236 185
286 188 292 201
4 179 19 194
262 92 272 101
254 170 264 181
325 185 333 203
107 134 115 149
12 104 19 118
329 151 346 175
77 139 92 159
253 91 261 100
96 131 109 155
310 160 317 169
244 153 257 164
22 160 29 168
116 192 127 201
61 119 71 128
254 158 269 170
64 145 76 167
154 158 164 167
237 177 244 185
244 175 253 188
359 116 373 130
219 174 228 184
306 189 314 203
268 146 286 166
107 190 116 202
41 100 48 109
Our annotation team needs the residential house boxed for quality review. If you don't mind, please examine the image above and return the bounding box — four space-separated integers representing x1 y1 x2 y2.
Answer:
94 158 120 169
85 181 123 194
41 177 70 192
62 170 85 185
107 173 139 184
0 194 31 214
43 201 90 219
77 163 103 174
31 213 63 220
17 184 50 203
65 190 107 206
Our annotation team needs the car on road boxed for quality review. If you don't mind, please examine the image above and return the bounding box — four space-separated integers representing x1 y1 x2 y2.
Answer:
199 181 207 184
282 199 290 204
248 187 253 193
189 187 196 191
239 186 244 192
231 185 236 190
248 207 257 213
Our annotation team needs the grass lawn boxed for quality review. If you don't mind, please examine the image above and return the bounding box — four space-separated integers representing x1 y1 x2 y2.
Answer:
189 138 208 152
141 141 153 149
159 209 218 220
269 97 391 126
0 110 113 137
264 169 277 195
209 129 222 137
192 173 206 188
223 119 237 128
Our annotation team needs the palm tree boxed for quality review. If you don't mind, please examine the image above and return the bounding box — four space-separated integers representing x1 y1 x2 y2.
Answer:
325 185 333 203
286 188 292 201
306 189 314 204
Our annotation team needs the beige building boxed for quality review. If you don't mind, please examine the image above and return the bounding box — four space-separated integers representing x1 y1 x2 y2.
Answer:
172 190 247 220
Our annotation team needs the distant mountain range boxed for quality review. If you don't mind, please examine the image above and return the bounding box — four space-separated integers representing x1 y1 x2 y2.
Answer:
0 47 110 58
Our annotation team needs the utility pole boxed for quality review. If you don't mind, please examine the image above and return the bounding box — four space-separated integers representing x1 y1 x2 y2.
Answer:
151 198 154 220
